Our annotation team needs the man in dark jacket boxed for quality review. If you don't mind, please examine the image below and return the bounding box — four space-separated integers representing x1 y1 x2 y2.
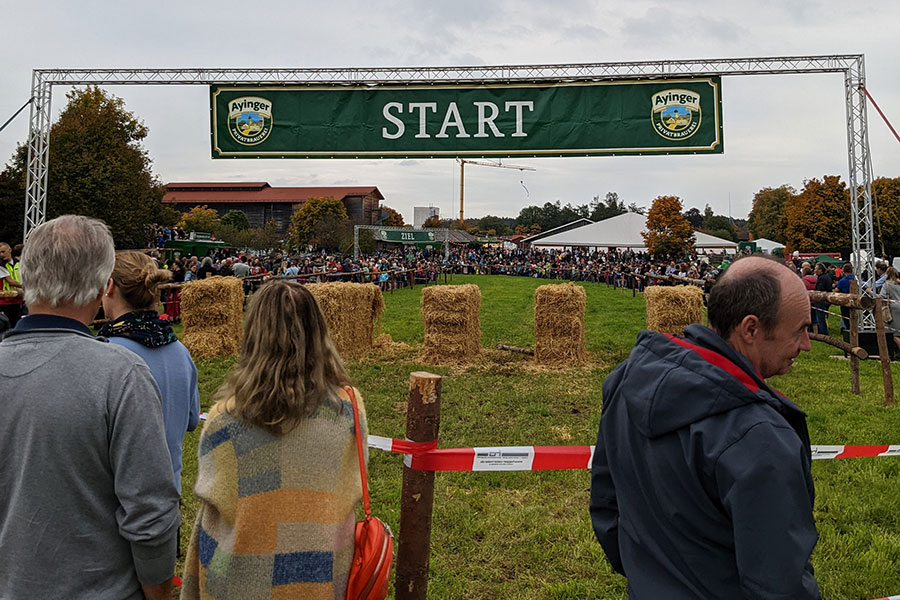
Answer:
590 256 820 599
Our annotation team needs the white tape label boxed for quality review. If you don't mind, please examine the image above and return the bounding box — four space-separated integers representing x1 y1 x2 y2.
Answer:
472 446 535 471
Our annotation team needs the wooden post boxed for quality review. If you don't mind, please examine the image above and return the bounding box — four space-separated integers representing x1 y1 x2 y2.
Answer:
873 298 894 406
808 333 868 359
396 372 442 600
849 280 860 394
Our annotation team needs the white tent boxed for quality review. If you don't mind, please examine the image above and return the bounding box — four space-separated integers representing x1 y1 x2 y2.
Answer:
753 238 786 253
529 212 738 251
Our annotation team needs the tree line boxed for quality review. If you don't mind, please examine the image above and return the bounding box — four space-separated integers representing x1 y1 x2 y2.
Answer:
748 178 900 256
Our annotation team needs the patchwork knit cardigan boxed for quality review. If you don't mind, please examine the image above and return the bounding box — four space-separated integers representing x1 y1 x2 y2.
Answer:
180 388 366 600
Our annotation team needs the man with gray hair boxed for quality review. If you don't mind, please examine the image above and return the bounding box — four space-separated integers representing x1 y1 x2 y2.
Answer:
0 215 180 600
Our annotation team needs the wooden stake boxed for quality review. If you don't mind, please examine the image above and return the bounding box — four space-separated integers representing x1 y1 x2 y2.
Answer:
809 333 868 360
849 280 860 394
873 297 894 406
396 372 442 600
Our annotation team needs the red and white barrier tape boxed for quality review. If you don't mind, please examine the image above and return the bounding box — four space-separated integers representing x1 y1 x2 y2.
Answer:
197 415 900 470
370 435 900 471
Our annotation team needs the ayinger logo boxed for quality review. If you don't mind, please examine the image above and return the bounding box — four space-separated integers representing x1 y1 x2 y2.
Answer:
228 96 273 145
651 89 701 141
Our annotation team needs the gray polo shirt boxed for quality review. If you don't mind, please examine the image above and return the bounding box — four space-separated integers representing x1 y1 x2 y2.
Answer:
0 315 180 599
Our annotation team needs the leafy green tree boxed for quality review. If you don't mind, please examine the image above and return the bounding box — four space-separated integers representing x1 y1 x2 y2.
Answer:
423 215 442 228
220 209 250 231
642 195 695 258
516 205 543 228
178 205 220 233
0 87 165 248
249 219 282 252
784 176 850 252
289 196 349 249
747 185 794 243
872 177 900 257
0 145 26 244
154 203 181 228
477 215 512 236
381 206 405 226
590 191 627 221
682 207 703 229
357 229 376 254
627 202 646 215
700 214 737 242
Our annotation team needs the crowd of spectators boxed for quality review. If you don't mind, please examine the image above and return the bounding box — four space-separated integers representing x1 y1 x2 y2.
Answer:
146 223 187 248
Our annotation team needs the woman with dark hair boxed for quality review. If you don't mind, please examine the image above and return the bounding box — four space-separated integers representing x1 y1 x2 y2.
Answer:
100 251 200 493
181 280 366 599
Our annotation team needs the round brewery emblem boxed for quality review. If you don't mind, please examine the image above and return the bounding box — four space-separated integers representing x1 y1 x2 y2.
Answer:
651 89 701 141
380 230 388 240
428 232 435 241
228 96 273 145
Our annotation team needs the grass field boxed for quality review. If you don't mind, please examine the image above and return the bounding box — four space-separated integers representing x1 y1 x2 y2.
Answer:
179 275 900 599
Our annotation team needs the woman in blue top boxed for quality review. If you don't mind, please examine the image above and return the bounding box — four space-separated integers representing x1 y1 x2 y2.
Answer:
100 251 200 493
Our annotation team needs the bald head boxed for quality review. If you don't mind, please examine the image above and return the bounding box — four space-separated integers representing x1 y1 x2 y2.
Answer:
708 256 806 340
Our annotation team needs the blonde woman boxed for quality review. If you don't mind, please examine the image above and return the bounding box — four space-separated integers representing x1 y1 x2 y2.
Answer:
881 266 900 355
181 281 366 600
100 251 200 493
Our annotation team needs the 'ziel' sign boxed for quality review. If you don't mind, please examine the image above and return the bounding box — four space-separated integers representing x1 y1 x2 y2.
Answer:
211 78 722 158
378 230 436 243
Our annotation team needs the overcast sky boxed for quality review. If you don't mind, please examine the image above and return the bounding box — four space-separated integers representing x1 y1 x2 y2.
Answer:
2 0 899 223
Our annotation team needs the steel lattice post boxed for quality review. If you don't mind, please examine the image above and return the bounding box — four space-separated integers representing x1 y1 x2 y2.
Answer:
23 73 52 241
844 56 877 328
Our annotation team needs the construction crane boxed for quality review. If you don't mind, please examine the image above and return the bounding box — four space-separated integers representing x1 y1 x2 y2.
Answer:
457 158 536 225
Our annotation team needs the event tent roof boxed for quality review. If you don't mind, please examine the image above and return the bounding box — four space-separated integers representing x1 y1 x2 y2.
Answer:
529 212 738 250
753 238 786 252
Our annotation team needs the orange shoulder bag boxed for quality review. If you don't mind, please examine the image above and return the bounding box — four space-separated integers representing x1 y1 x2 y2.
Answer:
345 387 394 600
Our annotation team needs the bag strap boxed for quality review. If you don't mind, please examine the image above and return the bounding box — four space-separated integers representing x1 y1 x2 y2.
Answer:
346 386 371 518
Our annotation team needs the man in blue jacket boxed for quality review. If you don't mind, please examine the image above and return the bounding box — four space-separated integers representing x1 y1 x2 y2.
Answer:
590 256 820 599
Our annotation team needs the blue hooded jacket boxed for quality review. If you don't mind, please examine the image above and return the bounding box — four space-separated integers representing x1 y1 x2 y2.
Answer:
590 324 820 599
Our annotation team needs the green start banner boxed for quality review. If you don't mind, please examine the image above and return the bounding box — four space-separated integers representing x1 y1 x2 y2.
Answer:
210 78 722 159
377 229 438 243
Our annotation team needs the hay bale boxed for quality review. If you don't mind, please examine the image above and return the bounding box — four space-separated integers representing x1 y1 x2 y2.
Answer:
534 283 588 367
180 276 244 358
419 284 482 365
644 285 704 335
307 282 384 360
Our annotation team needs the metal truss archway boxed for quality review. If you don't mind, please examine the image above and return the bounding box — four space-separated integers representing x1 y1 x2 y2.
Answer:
23 55 876 324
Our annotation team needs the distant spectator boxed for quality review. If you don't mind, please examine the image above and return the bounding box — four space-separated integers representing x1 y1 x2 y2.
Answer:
231 256 251 278
197 256 216 279
875 261 888 294
813 263 831 335
880 267 900 356
0 242 23 327
835 263 856 330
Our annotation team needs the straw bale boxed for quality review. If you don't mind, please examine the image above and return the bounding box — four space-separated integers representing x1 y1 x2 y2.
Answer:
644 285 704 335
180 276 244 358
182 324 241 358
307 282 384 360
534 283 588 366
419 284 482 365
